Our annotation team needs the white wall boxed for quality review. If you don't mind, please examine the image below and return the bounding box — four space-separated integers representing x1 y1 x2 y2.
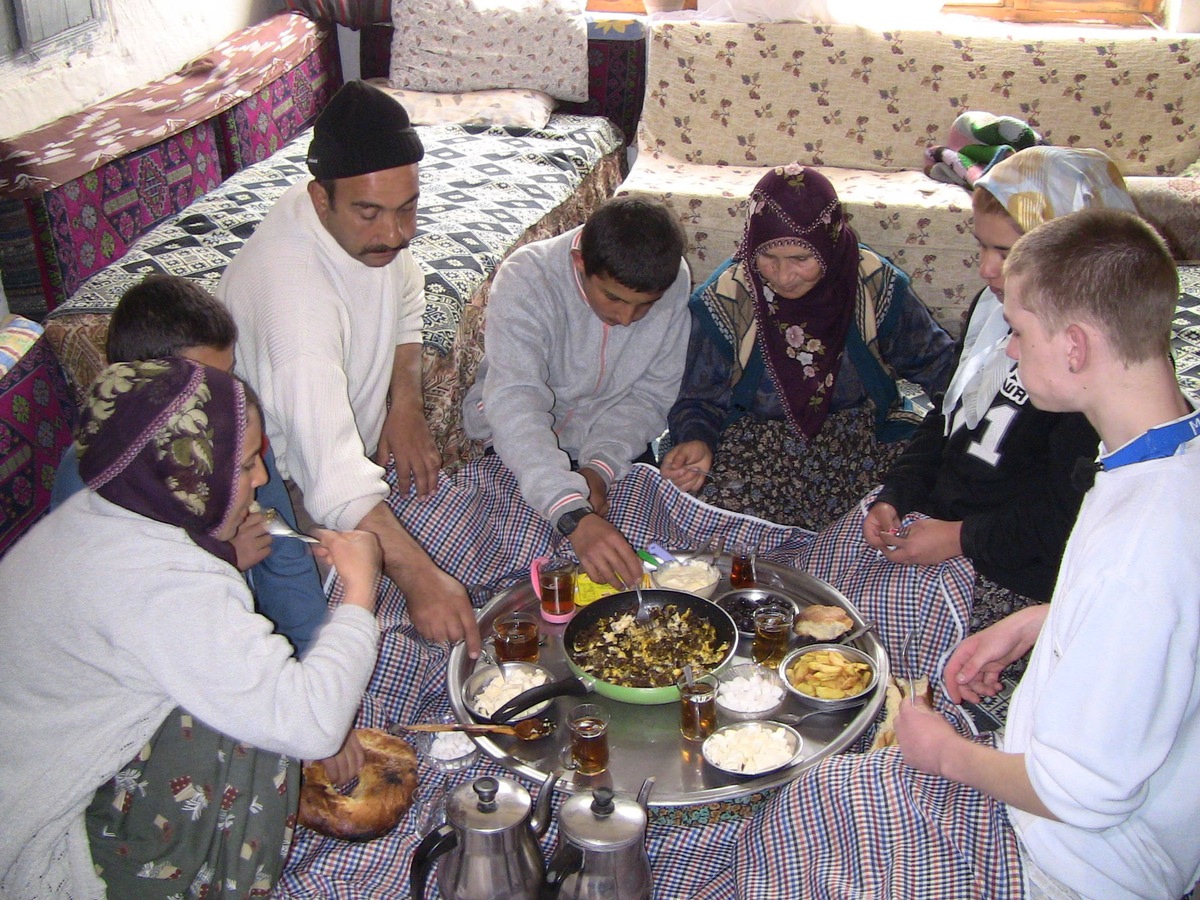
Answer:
0 0 281 139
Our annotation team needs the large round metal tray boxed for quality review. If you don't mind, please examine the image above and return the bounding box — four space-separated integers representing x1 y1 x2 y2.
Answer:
447 555 888 807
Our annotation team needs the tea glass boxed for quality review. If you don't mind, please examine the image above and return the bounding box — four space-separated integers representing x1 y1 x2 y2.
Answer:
677 669 719 741
751 603 793 668
567 703 610 775
489 611 540 664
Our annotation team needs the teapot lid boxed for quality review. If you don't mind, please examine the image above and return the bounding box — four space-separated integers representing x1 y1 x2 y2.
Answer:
557 787 647 851
447 776 531 834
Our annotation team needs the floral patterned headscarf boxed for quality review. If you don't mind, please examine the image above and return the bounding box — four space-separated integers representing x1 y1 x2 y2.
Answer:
76 358 249 566
735 164 861 439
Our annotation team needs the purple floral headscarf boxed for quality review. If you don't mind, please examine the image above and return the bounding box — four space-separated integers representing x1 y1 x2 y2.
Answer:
76 358 248 566
736 164 860 439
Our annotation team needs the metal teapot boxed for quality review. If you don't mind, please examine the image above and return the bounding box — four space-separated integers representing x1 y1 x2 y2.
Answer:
410 770 560 900
541 778 655 900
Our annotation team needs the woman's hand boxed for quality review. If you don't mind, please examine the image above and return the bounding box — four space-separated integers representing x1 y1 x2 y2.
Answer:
230 510 272 571
877 518 963 566
660 440 714 494
314 730 365 786
312 529 382 613
863 501 903 550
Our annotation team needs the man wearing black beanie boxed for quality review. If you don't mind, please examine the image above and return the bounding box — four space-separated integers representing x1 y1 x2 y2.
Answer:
219 80 479 662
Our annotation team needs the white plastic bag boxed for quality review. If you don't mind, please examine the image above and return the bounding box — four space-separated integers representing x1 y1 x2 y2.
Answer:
696 0 830 22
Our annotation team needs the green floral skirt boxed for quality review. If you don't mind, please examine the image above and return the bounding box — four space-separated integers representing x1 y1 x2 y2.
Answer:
701 408 909 532
86 708 300 899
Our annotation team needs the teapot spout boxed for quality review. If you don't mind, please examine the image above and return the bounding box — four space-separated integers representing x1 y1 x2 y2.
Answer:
530 769 562 836
636 776 656 813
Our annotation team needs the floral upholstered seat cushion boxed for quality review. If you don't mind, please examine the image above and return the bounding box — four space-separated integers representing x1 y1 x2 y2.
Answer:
621 20 1200 333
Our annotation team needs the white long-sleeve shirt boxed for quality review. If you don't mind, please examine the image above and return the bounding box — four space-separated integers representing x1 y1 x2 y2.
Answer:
1004 433 1200 899
218 181 426 531
0 492 379 899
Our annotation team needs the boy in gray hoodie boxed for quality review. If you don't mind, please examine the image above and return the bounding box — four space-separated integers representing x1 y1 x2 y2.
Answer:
464 197 690 588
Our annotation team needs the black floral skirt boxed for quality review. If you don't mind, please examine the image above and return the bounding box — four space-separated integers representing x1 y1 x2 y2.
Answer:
700 408 909 532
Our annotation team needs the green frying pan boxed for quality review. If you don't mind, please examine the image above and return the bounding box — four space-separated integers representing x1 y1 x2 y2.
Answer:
563 588 738 704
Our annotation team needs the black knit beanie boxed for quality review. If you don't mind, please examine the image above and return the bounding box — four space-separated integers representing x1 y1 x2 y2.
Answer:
307 80 425 180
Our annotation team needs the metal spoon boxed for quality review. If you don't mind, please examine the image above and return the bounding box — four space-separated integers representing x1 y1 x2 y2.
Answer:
838 619 876 646
260 507 320 544
775 697 869 728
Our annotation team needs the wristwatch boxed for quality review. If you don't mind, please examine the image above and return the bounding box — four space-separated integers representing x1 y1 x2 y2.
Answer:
556 507 594 537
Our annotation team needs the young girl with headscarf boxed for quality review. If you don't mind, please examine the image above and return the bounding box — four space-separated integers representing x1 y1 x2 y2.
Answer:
0 358 381 898
662 164 956 530
863 146 1140 637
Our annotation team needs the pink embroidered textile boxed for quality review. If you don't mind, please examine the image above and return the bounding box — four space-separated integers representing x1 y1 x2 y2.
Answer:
0 12 329 200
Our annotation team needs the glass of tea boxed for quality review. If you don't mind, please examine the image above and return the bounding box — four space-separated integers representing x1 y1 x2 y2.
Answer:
677 668 718 741
489 611 540 664
567 703 610 775
751 603 793 668
533 554 577 624
729 539 757 588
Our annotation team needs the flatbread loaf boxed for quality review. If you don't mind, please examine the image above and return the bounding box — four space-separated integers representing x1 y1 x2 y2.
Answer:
793 604 853 642
298 728 419 841
869 676 931 751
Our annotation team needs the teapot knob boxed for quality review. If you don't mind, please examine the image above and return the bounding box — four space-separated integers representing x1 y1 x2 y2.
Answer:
473 776 499 811
590 787 615 818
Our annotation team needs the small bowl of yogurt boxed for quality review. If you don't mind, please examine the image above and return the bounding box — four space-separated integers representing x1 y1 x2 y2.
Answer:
650 558 720 599
701 721 803 777
716 663 787 721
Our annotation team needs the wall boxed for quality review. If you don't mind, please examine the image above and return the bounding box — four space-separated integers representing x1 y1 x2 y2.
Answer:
0 0 282 139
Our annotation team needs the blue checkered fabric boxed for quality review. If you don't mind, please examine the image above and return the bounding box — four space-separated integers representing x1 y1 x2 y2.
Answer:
798 489 978 735
278 458 814 898
727 741 1025 898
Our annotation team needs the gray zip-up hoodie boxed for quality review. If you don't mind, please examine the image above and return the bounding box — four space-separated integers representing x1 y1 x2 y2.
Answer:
464 226 691 528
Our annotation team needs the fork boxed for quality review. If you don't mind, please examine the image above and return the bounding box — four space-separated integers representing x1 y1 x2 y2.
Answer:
261 507 320 544
617 573 652 624
898 629 916 705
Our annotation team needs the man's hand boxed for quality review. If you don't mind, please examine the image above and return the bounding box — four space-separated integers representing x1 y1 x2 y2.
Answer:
877 517 963 566
358 502 481 658
313 730 365 787
894 691 964 776
376 342 442 499
376 401 441 500
392 562 481 658
580 467 610 517
660 440 714 494
944 605 1048 705
230 510 272 571
312 529 382 613
570 514 643 590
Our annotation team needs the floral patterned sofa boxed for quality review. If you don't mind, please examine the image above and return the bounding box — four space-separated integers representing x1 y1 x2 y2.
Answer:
618 20 1200 332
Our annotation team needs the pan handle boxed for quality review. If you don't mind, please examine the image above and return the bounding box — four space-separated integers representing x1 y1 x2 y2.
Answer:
492 676 590 724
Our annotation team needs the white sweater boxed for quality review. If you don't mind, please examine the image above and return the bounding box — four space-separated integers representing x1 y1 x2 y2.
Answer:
218 181 426 531
0 492 379 899
1004 435 1200 899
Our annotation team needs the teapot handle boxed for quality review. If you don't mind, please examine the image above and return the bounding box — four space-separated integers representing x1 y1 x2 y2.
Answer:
540 841 584 899
409 823 456 900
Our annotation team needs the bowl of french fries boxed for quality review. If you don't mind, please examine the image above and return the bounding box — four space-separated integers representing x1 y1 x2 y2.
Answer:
778 644 877 706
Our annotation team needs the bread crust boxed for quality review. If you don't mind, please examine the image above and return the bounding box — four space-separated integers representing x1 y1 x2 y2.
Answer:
298 728 419 841
869 676 931 751
793 604 853 642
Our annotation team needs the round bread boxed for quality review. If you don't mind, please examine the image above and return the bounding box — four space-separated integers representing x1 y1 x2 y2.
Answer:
298 728 419 841
793 604 853 642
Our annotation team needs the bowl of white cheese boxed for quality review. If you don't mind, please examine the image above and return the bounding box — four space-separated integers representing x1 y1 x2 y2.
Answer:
462 662 555 722
701 721 803 776
650 558 720 599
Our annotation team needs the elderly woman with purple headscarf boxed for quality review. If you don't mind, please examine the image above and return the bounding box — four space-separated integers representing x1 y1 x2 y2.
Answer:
0 358 382 899
662 164 956 529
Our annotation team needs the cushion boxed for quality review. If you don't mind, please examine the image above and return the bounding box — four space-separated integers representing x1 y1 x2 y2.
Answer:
366 80 555 128
388 0 588 103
